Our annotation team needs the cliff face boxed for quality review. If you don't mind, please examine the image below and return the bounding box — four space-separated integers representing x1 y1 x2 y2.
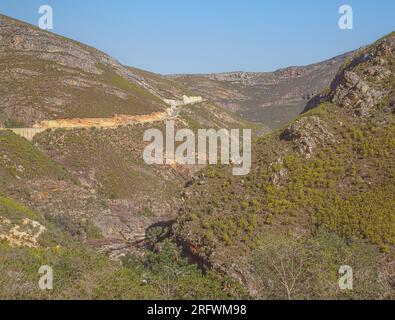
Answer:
174 33 395 299
170 53 351 129
305 34 395 116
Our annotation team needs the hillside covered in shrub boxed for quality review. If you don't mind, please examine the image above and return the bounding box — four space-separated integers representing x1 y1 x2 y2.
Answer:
174 33 395 299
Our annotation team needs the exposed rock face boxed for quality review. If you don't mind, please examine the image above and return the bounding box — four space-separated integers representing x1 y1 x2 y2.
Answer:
269 158 289 187
327 35 394 117
331 71 383 116
0 216 46 248
281 116 335 158
364 65 392 80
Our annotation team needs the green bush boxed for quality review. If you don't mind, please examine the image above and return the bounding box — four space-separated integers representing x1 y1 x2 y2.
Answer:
252 233 392 300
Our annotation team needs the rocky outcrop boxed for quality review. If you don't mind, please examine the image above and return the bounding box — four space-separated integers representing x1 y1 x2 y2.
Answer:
281 116 336 159
269 158 289 187
327 35 394 117
0 216 46 248
331 71 383 116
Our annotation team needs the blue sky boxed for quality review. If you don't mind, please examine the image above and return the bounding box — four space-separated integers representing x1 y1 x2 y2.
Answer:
0 0 394 74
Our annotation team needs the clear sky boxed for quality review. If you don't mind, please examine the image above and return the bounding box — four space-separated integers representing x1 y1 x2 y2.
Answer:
0 0 394 74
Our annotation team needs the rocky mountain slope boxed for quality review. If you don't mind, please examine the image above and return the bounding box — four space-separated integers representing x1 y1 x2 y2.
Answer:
170 53 351 129
0 122 247 299
174 33 395 299
0 14 257 131
0 14 256 260
1 12 393 300
0 14 170 127
0 14 256 299
0 193 247 299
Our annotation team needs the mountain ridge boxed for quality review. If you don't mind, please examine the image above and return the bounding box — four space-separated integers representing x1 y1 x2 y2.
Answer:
169 52 352 129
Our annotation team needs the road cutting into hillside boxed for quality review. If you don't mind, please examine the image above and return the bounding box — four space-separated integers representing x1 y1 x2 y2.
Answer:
34 111 169 129
0 96 204 140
